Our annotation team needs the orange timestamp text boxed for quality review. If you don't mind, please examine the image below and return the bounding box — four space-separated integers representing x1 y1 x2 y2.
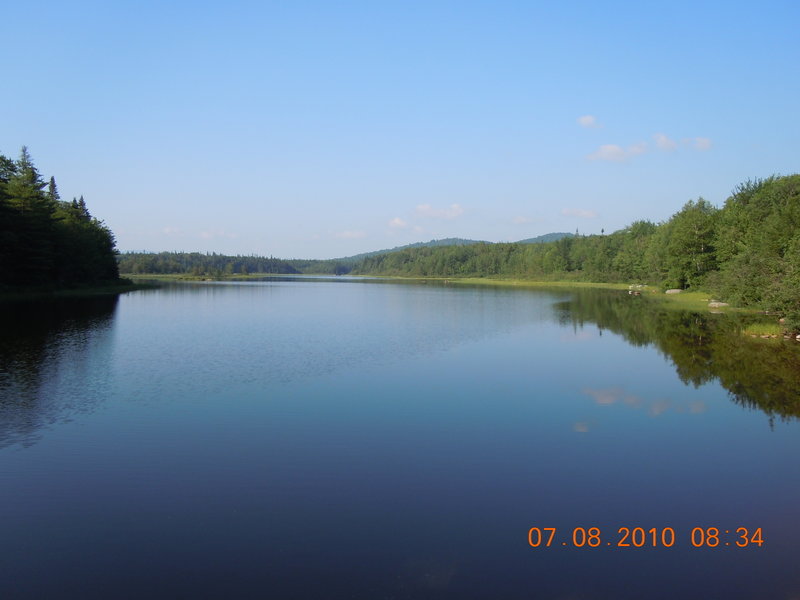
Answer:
527 526 764 548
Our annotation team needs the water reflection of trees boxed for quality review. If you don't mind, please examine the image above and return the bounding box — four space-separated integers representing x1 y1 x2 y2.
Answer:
557 290 800 421
0 296 118 447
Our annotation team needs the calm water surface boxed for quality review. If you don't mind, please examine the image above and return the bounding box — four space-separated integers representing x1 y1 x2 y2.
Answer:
1 279 799 599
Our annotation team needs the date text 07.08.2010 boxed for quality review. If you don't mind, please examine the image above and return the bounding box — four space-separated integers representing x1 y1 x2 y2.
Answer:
527 527 764 549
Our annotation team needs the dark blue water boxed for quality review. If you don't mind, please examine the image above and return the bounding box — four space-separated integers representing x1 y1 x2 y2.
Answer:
1 279 798 599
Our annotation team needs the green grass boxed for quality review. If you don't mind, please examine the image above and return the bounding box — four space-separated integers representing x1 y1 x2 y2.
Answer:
352 275 766 314
741 322 783 337
652 290 719 311
445 277 631 290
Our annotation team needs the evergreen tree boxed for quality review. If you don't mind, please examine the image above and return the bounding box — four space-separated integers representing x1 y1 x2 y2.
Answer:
0 153 19 282
0 147 121 289
48 176 60 203
2 147 57 284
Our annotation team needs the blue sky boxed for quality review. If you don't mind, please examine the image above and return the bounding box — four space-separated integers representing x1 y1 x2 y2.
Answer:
3 1 798 258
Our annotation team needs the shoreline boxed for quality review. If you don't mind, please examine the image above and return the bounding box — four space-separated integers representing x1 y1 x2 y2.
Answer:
89 273 798 338
0 279 156 301
123 272 738 312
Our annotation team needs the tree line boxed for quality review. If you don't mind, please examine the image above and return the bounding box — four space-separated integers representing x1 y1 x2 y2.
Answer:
117 252 301 277
117 238 493 277
1 147 120 290
353 175 800 328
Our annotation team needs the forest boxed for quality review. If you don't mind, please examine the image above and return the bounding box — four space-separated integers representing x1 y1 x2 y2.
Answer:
353 175 800 329
117 252 300 277
117 237 493 277
0 148 121 290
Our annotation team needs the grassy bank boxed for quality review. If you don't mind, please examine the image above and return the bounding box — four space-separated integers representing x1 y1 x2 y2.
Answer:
370 275 739 311
125 272 742 310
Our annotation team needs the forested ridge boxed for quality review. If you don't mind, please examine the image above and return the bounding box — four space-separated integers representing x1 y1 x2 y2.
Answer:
1 148 120 290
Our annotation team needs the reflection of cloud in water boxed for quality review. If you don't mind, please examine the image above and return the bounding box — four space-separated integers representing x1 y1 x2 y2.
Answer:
649 399 671 417
573 421 590 432
623 394 642 407
583 387 642 406
583 387 621 405
582 386 707 418
689 400 707 414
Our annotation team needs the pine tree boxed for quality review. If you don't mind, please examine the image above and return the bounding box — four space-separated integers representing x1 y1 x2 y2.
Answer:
5 147 50 215
2 147 57 284
48 176 60 203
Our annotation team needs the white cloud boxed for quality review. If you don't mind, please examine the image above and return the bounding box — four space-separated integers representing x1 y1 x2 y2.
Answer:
388 217 408 229
416 203 464 219
162 226 182 235
577 115 599 128
588 141 649 162
628 142 648 156
693 137 712 151
587 144 627 162
513 215 533 224
588 132 709 162
561 207 598 219
335 230 367 239
653 133 678 151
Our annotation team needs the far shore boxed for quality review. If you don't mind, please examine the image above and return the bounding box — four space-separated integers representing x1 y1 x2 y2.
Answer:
123 272 749 313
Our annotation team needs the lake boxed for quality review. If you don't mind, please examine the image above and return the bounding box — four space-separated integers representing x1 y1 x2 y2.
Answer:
1 278 799 599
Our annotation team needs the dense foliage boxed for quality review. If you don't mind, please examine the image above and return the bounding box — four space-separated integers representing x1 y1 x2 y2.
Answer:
0 148 120 289
354 175 800 327
708 176 800 328
118 252 300 277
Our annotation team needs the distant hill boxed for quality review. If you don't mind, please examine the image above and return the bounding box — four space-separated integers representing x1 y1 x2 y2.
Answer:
515 232 574 244
288 238 486 275
310 234 573 275
340 237 486 262
340 234 572 260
